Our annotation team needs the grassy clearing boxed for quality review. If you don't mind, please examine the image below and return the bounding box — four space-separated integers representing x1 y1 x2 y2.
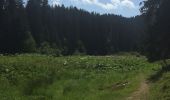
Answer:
149 72 170 100
148 62 170 100
0 54 159 100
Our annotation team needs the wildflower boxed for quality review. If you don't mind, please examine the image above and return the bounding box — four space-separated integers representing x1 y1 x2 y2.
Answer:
5 68 9 72
63 61 67 65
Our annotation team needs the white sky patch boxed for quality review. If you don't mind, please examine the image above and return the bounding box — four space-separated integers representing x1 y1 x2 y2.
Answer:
99 3 115 10
49 0 61 6
50 0 141 17
111 0 121 9
81 0 115 10
69 0 137 10
23 0 140 17
121 0 136 9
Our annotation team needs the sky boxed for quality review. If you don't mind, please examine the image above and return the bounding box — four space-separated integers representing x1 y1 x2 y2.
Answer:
49 0 144 17
23 0 143 17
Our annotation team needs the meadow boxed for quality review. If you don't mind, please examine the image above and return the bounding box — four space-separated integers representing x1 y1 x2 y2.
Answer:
0 54 160 100
148 60 170 100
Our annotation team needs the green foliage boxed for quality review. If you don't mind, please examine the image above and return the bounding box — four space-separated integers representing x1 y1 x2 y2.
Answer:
149 72 170 100
0 54 157 100
148 61 170 100
141 0 170 61
76 40 86 53
0 0 145 54
22 31 36 53
38 42 62 56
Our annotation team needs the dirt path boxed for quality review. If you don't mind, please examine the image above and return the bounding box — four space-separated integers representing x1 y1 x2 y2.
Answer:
127 79 149 100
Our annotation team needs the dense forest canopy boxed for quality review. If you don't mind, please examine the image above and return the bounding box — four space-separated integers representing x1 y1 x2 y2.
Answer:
0 0 146 55
141 0 170 61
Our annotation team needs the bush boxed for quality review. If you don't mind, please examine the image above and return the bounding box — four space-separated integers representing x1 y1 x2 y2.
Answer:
38 42 62 56
22 32 36 53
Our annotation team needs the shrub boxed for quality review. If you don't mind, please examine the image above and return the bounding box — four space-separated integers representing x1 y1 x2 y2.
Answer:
38 42 62 56
22 32 36 53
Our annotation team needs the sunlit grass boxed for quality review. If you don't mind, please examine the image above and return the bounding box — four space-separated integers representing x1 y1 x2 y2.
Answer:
0 54 159 100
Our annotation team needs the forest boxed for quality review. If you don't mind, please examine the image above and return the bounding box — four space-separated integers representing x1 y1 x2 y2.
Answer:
0 0 170 100
0 0 145 55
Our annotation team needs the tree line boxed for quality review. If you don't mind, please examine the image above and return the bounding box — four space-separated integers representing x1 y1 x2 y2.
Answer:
0 0 145 55
141 0 170 62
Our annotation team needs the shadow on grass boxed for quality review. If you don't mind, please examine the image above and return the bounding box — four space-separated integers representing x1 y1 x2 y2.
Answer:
148 65 170 82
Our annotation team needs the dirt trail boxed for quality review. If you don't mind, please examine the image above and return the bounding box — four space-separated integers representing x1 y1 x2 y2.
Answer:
127 78 149 100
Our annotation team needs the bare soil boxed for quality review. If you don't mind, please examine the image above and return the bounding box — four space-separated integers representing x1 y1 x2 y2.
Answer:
127 79 149 100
